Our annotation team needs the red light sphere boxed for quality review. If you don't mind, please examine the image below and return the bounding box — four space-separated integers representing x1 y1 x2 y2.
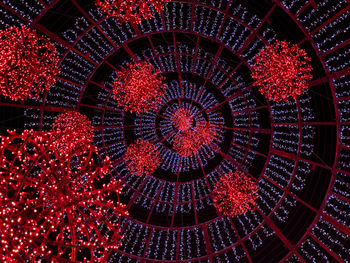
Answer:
173 129 201 157
172 107 193 132
113 62 166 114
124 139 160 177
195 121 216 145
0 130 128 262
95 0 170 24
173 121 215 157
251 40 312 102
50 111 94 157
0 26 60 101
212 171 258 217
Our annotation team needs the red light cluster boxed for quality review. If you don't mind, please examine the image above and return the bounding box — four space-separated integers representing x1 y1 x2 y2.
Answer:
95 0 170 24
251 41 312 102
212 171 258 217
0 26 59 101
124 139 160 177
113 62 166 113
50 111 94 157
172 107 193 132
173 121 215 157
0 129 128 262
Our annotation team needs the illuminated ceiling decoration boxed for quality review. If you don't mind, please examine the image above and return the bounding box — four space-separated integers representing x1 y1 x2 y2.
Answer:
124 139 161 177
0 0 349 262
172 107 193 132
95 0 171 24
50 110 94 156
212 170 258 217
112 61 166 114
0 25 59 101
0 130 128 262
251 40 313 102
173 121 216 157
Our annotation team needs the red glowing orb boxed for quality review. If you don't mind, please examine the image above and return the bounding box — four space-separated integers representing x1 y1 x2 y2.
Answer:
0 26 60 101
173 129 201 157
195 121 216 145
124 139 160 176
173 121 215 157
172 107 193 132
50 111 94 157
251 40 312 102
0 130 128 262
113 62 166 114
212 171 258 217
95 0 170 24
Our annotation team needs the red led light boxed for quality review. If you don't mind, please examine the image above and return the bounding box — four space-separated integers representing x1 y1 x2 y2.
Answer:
0 26 60 101
95 0 170 24
113 62 166 114
0 130 128 262
50 111 94 157
172 107 193 132
195 121 216 145
251 40 312 102
173 121 215 157
124 139 160 177
212 171 258 217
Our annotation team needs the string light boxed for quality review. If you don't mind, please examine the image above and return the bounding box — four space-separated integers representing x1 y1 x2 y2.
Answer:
113 62 166 113
251 40 312 102
0 26 59 101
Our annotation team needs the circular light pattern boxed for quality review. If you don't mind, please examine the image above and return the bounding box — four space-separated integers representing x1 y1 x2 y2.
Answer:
0 26 59 101
1 0 349 262
251 40 313 102
0 130 128 262
50 111 94 157
112 61 167 113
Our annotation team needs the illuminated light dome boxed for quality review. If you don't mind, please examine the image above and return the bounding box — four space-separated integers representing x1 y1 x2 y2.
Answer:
0 130 128 262
50 111 94 157
1 1 349 262
251 40 313 102
95 0 171 24
172 107 193 132
112 61 166 113
212 171 258 217
124 139 160 176
0 26 59 101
